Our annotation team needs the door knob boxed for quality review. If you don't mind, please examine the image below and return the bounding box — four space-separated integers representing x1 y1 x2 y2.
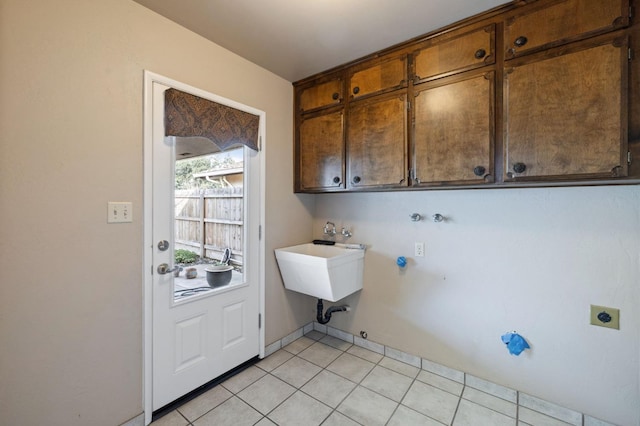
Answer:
157 263 180 275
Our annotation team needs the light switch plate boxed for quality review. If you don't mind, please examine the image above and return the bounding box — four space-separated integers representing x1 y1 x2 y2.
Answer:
590 305 620 330
108 202 133 223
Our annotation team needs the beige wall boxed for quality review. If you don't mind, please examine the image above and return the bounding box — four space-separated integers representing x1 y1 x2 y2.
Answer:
0 1 313 425
315 187 639 426
3 1 637 426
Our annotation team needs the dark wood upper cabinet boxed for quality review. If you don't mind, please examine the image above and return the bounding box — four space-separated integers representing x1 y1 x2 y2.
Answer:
298 75 344 114
293 0 638 193
413 71 495 186
347 92 408 189
348 55 408 101
504 34 629 181
413 25 495 83
296 110 345 192
504 0 629 59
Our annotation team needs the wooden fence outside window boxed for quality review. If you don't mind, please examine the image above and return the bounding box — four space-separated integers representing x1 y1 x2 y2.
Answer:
174 188 244 268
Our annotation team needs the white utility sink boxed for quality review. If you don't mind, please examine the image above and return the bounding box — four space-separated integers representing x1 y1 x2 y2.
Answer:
275 243 365 302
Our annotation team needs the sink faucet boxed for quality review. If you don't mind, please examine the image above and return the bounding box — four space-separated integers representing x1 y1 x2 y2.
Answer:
341 227 352 239
323 221 336 236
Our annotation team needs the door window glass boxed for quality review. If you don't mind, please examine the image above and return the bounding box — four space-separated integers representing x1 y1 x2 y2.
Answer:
172 142 245 301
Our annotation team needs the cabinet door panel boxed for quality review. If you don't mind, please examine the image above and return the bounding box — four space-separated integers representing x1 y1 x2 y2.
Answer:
347 94 407 188
349 56 407 100
505 0 628 59
414 72 494 185
505 38 628 180
414 25 495 83
299 78 343 113
297 111 344 191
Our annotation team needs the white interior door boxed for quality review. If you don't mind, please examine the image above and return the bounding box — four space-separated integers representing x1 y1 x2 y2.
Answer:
148 78 263 411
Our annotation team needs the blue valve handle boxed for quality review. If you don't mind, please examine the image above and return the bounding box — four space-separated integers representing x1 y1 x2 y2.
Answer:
396 256 407 268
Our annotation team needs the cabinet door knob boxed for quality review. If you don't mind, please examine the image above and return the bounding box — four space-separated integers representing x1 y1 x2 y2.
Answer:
332 92 340 100
474 49 487 59
352 176 361 184
332 176 341 184
473 166 486 177
514 36 528 47
513 162 527 174
352 86 360 95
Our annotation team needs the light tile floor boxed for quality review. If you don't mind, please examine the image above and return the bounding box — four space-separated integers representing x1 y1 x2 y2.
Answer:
150 331 580 426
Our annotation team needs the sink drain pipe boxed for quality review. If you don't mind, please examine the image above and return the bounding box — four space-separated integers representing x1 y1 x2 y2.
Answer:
316 298 350 324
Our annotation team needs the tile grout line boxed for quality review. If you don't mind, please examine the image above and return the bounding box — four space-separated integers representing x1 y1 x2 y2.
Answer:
262 338 363 426
314 327 519 426
161 325 607 426
293 330 507 426
222 353 293 424
301 323 607 426
382 372 424 426
175 409 191 426
313 331 468 426
450 384 464 425
320 327 529 424
313 335 450 426
516 389 520 424
208 335 459 425
262 370 333 425
176 390 235 424
322 362 373 425
320 334 409 426
316 338 368 425
293 339 365 426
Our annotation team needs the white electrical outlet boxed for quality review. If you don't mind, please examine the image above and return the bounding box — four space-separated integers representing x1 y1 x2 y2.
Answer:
108 202 133 223
415 242 425 257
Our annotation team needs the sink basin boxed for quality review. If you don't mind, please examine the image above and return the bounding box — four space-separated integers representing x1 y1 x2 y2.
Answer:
275 243 365 302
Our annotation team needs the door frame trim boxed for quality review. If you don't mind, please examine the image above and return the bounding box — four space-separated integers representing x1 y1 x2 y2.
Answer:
142 70 266 425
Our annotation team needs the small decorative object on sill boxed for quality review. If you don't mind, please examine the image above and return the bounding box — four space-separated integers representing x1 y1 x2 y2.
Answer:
185 267 197 279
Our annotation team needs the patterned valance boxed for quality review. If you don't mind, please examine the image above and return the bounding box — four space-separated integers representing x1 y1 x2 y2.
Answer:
164 88 260 151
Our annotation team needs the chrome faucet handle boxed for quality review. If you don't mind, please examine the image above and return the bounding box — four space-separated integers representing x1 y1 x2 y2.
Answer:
323 221 336 235
341 227 352 238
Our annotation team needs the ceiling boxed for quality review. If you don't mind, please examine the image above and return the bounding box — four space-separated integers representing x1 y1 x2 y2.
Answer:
133 0 509 82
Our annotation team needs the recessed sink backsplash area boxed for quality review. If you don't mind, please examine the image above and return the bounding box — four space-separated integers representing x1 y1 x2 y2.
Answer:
303 185 639 426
